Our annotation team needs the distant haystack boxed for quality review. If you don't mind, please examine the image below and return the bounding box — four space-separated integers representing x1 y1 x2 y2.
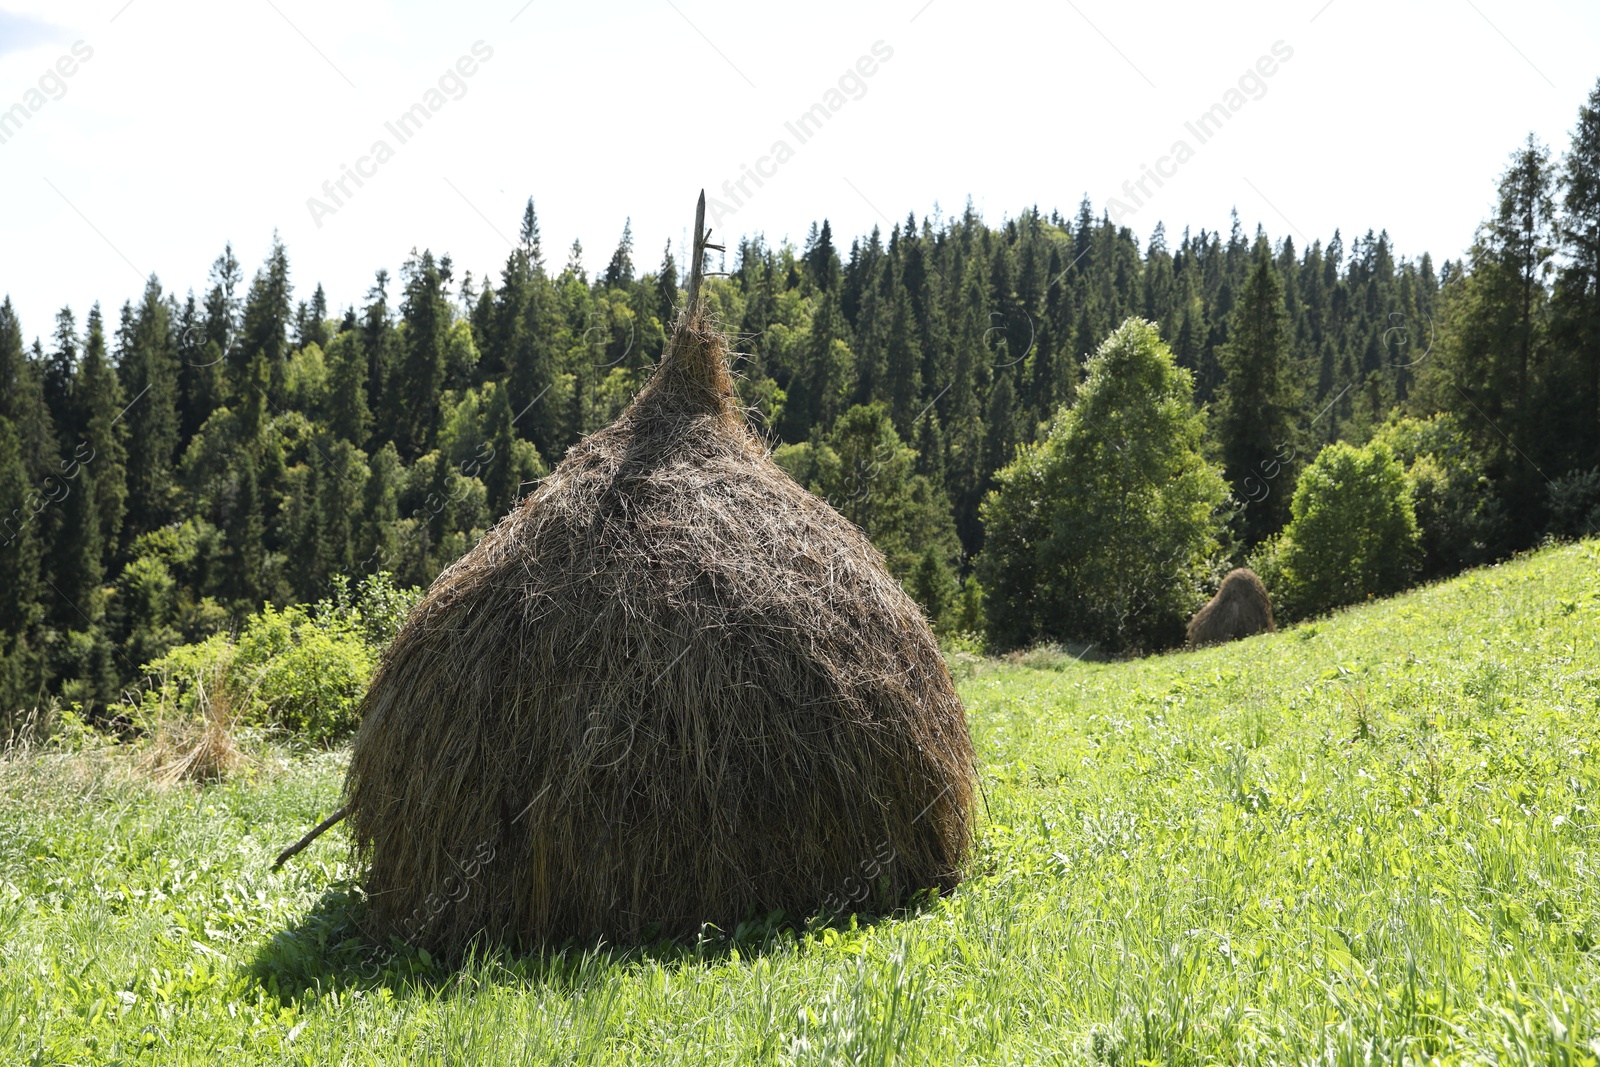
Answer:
1187 567 1275 647
336 197 977 951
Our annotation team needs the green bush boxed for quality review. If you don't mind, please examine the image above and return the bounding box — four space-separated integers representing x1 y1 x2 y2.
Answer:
1253 439 1420 619
1373 414 1506 578
133 572 417 747
976 318 1229 652
1546 467 1600 540
230 606 372 742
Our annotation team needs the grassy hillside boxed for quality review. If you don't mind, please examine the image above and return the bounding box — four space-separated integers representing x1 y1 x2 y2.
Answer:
4 540 1599 1065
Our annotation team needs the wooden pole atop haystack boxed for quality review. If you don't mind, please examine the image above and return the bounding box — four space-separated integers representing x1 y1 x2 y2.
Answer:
683 189 723 318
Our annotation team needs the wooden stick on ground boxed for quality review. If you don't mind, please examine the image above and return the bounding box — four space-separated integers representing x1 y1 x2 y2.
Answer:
272 804 348 869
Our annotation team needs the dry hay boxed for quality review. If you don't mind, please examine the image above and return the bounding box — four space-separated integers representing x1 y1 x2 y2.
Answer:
141 656 248 785
342 307 977 951
1186 567 1276 647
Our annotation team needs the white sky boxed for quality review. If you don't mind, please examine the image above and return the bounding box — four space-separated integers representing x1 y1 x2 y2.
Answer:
1 0 1597 338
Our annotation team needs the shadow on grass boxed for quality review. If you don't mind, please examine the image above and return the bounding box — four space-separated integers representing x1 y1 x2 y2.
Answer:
245 881 938 1006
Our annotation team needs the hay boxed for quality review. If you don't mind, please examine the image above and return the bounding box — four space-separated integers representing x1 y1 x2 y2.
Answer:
1186 567 1276 647
141 660 247 785
342 303 977 951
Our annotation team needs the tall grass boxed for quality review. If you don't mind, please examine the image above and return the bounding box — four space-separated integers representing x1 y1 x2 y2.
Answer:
1 540 1597 1064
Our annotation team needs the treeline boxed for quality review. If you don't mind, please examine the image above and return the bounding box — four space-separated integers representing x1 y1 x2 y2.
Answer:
3 79 1599 713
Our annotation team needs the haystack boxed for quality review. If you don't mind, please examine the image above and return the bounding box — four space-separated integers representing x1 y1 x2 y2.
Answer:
336 197 976 951
1186 567 1275 646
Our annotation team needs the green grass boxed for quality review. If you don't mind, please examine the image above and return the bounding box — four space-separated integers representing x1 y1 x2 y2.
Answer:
5 540 1600 1065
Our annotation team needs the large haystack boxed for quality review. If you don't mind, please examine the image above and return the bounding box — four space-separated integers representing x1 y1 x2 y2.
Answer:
1186 567 1275 647
341 252 976 951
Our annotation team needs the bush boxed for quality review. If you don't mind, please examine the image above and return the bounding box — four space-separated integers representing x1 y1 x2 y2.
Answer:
1253 440 1420 620
1546 467 1600 541
1373 415 1506 578
230 605 373 742
976 319 1229 652
131 572 417 750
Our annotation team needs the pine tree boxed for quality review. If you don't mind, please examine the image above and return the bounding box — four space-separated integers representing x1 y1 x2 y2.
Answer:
803 219 840 292
45 308 78 439
946 263 991 553
1421 138 1556 546
221 451 266 609
0 418 45 712
182 245 240 442
480 382 547 517
982 365 1020 486
786 403 960 580
1557 77 1600 463
75 305 128 560
1217 246 1298 545
655 239 679 328
603 218 634 288
0 299 56 476
295 282 331 348
884 281 924 433
324 329 371 446
318 436 367 585
906 545 959 634
519 197 544 271
495 248 560 459
359 442 402 577
292 449 327 603
234 238 292 440
394 249 452 459
120 280 180 536
786 291 853 440
361 270 397 447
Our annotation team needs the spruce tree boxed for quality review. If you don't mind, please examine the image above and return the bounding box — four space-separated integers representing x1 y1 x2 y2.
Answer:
318 437 367 585
361 270 397 446
295 282 331 348
803 219 840 292
394 250 451 459
884 282 924 434
221 451 266 609
0 418 44 712
1217 246 1298 545
603 218 634 288
75 305 128 560
655 240 679 328
119 281 180 536
325 329 371 446
45 308 78 440
1557 78 1600 462
519 197 544 271
234 239 292 440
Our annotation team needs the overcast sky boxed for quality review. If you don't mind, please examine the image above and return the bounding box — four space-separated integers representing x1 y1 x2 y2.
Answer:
1 0 1597 339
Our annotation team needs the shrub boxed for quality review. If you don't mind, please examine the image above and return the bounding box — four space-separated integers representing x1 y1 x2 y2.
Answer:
1546 467 1600 540
977 319 1229 652
1373 415 1506 578
131 572 416 751
1254 439 1420 619
230 606 372 743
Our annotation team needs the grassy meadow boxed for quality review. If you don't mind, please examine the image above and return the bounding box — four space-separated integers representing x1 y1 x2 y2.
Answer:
3 539 1600 1064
